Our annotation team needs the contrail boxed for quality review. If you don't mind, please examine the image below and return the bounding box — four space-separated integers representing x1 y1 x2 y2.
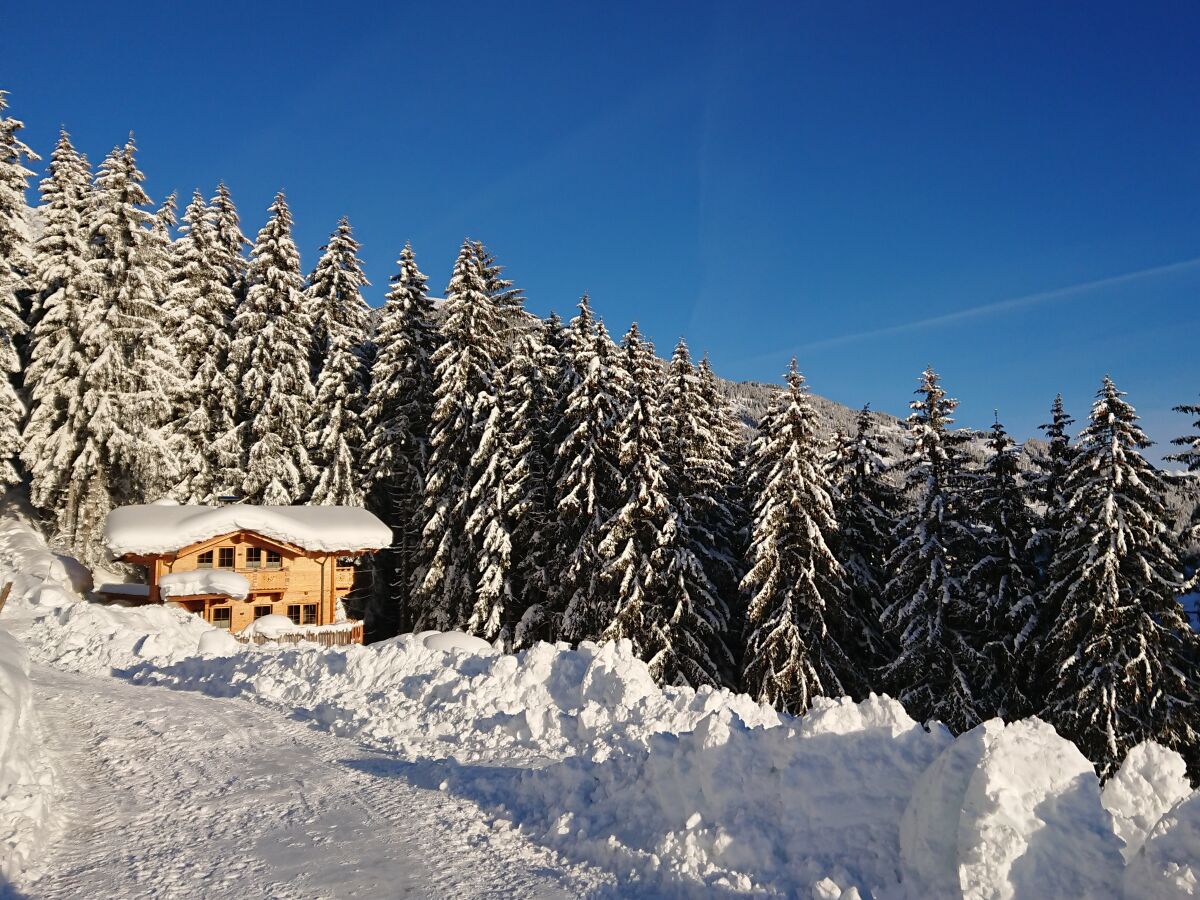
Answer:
783 255 1200 355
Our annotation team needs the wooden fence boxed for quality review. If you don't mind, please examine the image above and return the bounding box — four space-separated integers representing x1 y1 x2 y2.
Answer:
235 620 364 648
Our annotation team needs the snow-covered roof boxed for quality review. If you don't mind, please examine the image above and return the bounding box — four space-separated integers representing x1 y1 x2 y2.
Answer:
105 504 392 557
159 570 250 600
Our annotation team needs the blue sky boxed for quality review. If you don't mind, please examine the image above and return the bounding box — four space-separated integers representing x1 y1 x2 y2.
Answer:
5 1 1199 458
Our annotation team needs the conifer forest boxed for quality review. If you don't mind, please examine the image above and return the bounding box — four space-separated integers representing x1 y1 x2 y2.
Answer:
2 88 1199 786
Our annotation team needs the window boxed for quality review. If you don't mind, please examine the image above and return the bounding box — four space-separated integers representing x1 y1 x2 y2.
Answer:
217 547 235 569
302 604 318 625
197 550 214 569
336 557 355 570
245 548 262 568
253 605 272 619
266 550 282 570
286 604 302 625
211 607 231 629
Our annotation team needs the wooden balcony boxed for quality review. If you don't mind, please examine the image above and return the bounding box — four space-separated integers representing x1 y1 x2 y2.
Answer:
240 568 289 592
334 568 355 590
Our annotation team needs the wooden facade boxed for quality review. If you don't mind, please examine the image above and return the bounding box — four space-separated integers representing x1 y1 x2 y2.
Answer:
120 529 367 639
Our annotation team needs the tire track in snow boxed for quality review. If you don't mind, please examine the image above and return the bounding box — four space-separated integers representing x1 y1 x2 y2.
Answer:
22 664 609 899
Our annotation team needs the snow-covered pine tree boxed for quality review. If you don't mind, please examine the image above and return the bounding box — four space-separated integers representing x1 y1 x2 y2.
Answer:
659 338 736 686
696 352 749 646
205 182 251 495
150 191 183 337
471 240 525 313
823 404 898 675
1027 394 1076 572
360 243 437 637
1170 397 1200 472
740 360 866 713
23 131 91 520
305 217 369 373
0 91 38 486
1020 394 1078 713
306 218 370 505
512 311 582 646
229 192 315 504
67 137 182 561
1042 376 1199 778
495 322 563 646
967 414 1038 719
879 366 984 733
169 190 239 502
1168 397 1200 547
592 325 727 686
410 240 505 632
553 306 631 644
209 181 250 295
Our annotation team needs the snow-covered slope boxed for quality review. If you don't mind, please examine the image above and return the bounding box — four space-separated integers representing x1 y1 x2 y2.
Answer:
2 511 1198 897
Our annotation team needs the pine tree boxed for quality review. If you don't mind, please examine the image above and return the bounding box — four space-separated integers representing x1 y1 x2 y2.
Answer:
411 240 504 632
553 304 631 643
0 91 38 486
1027 394 1077 572
209 182 249 294
471 240 525 313
1042 377 1199 778
591 326 724 685
169 190 239 502
659 338 736 685
496 323 563 646
824 404 898 674
880 367 983 733
1168 396 1200 546
305 217 369 373
23 131 91 520
968 414 1038 718
206 182 251 495
360 243 437 636
740 360 866 713
229 192 315 504
1020 394 1078 712
67 137 182 561
306 218 370 505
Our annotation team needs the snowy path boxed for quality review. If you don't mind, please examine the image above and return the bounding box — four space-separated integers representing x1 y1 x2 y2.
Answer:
23 664 608 899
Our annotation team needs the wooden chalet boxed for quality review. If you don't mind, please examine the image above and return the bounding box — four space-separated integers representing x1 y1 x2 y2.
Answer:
100 504 391 645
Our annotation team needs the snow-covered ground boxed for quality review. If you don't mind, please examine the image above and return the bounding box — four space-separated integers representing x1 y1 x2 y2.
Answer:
1 511 1198 898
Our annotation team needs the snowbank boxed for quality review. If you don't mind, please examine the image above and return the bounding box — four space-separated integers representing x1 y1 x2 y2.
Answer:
0 624 57 884
1103 742 1194 862
901 718 1124 898
159 569 249 599
1125 790 1200 899
104 503 391 556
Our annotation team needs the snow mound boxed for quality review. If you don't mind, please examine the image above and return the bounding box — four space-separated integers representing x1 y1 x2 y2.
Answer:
1125 790 1200 899
1103 742 1193 862
0 625 57 883
104 504 391 556
901 718 1124 899
422 630 494 654
196 630 240 657
241 614 299 639
26 600 215 675
159 569 249 599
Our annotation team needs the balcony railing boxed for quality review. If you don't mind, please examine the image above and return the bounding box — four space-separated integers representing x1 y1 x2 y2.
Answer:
241 569 288 591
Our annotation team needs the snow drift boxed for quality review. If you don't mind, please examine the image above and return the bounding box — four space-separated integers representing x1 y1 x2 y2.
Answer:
0 624 57 884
